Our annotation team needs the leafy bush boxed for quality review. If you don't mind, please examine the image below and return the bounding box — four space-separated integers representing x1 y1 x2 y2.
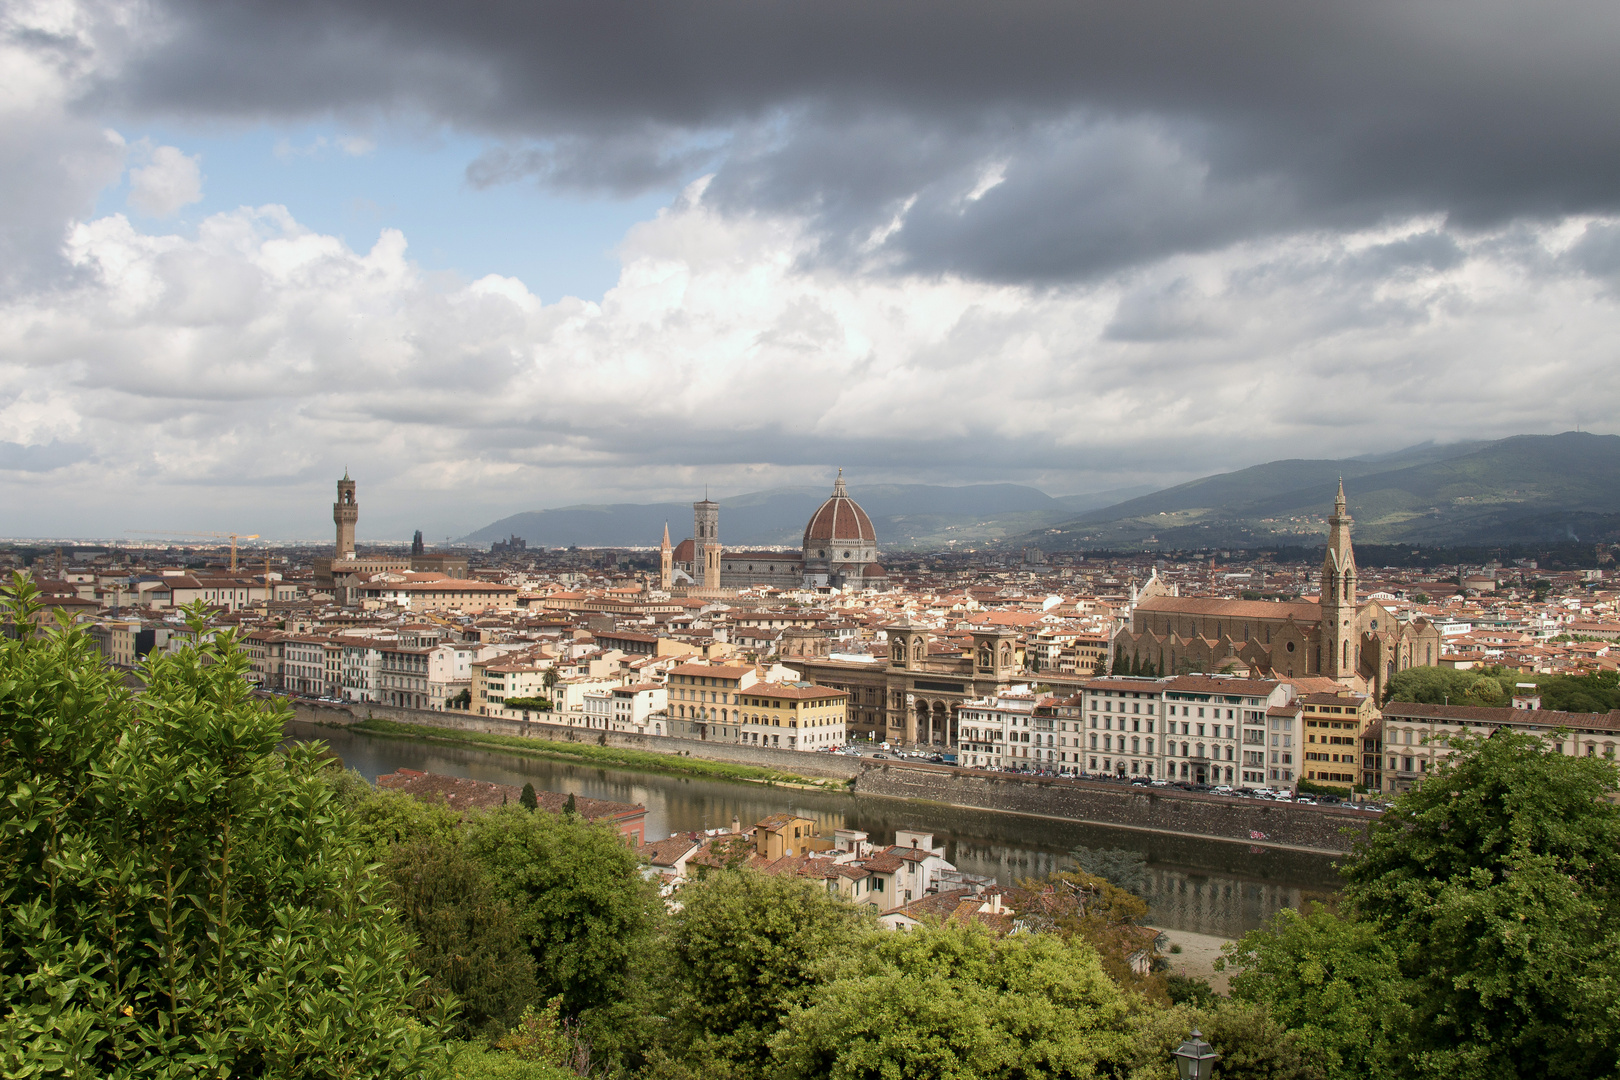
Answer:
0 578 446 1076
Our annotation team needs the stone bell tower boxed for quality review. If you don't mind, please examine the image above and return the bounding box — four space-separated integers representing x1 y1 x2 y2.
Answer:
334 471 358 560
659 522 673 590
1320 480 1358 683
693 496 721 590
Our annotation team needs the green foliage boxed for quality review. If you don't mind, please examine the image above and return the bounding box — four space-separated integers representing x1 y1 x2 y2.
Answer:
770 921 1136 1080
1013 870 1155 994
1069 845 1150 896
662 868 875 1070
520 782 538 811
463 806 661 1017
382 839 540 1040
1163 974 1217 1008
1221 904 1406 1080
1381 665 1510 706
343 783 463 862
1121 1001 1322 1080
494 998 593 1074
1523 669 1620 714
0 579 447 1077
503 696 553 712
1341 729 1620 1078
448 1040 574 1080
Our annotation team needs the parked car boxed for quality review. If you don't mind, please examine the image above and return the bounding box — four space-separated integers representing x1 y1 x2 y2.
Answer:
871 753 888 760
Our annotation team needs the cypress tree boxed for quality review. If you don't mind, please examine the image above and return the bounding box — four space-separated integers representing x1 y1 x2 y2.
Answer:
520 782 538 811
564 792 578 817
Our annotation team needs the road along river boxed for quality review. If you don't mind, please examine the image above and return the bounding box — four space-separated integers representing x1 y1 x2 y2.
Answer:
287 719 1344 938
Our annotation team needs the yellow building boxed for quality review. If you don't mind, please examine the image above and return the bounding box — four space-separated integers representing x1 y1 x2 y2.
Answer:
1299 689 1378 793
752 813 828 859
739 683 849 751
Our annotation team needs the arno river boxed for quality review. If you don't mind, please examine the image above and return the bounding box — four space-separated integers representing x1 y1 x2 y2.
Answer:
286 720 1343 938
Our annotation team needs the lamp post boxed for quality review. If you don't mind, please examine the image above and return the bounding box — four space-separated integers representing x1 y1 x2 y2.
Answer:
1172 1028 1220 1080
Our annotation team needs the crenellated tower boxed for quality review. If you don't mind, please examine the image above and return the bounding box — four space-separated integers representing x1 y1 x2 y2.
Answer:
1320 479 1358 681
334 472 357 560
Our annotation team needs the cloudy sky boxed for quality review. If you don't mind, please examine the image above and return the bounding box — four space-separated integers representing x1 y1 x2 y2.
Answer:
5 0 1620 541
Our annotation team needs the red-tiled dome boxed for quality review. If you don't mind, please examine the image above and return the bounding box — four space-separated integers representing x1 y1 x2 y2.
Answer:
803 473 876 548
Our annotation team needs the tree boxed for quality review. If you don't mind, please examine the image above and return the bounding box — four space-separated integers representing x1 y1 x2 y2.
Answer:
1069 845 1151 896
662 868 875 1071
0 581 445 1076
382 839 540 1040
462 805 660 1018
1381 665 1509 706
1340 729 1620 1078
542 668 560 694
1013 870 1156 993
1220 904 1407 1080
520 782 538 811
1119 1001 1322 1080
770 921 1137 1080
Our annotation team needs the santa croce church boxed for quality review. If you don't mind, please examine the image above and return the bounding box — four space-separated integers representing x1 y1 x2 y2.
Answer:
1111 483 1442 701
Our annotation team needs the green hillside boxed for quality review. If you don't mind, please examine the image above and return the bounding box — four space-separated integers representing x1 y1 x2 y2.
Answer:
1018 432 1620 550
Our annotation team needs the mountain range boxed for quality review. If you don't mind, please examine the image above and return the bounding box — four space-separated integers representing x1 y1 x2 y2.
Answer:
1012 432 1620 550
463 432 1620 552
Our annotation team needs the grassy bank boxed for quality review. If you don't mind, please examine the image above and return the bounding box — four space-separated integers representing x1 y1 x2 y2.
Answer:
346 718 855 789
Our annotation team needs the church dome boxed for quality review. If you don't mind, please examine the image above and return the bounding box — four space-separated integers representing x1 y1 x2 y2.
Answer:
803 472 877 553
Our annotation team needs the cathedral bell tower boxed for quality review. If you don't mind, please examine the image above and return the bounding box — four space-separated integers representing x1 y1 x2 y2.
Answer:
1320 480 1358 682
334 472 358 560
693 496 721 590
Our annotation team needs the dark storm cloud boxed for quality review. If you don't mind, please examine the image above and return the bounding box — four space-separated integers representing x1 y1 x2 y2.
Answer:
87 1 1620 280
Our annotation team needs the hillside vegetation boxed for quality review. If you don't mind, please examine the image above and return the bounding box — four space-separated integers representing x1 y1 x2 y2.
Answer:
1021 431 1620 550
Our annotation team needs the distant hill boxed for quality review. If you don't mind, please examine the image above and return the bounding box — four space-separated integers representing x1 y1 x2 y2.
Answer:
463 482 1156 550
1015 433 1620 550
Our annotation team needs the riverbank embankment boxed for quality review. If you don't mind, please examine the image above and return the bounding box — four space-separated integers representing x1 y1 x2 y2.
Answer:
284 699 1367 854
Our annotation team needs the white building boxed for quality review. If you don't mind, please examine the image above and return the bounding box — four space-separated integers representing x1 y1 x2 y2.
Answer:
1078 677 1166 779
957 692 1040 771
609 683 668 734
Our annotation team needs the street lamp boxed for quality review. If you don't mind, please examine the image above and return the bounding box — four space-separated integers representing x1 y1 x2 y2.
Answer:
1172 1028 1220 1080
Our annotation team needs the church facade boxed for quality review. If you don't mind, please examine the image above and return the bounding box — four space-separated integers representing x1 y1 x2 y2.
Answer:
660 472 888 592
1111 483 1442 701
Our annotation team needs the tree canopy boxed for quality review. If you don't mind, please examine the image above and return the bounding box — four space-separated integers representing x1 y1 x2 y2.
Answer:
0 580 446 1077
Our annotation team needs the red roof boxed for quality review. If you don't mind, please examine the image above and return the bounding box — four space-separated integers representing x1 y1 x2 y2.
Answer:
803 475 876 547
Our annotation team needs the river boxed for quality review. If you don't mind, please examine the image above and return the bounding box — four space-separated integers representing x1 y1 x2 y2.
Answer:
285 720 1343 938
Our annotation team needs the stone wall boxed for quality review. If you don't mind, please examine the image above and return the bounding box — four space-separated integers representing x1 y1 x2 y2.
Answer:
851 763 1367 853
286 699 865 780
285 698 1367 852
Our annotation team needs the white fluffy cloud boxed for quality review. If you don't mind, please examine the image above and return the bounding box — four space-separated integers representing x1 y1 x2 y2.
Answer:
3 179 1620 539
125 142 204 217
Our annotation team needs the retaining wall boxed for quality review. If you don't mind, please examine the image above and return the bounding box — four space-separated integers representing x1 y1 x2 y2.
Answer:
287 699 865 780
851 763 1367 853
285 698 1367 852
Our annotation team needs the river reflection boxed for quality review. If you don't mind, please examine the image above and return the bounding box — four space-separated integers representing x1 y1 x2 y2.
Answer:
286 720 1341 937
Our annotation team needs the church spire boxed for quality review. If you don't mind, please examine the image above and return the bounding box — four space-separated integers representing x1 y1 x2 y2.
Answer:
832 467 847 497
661 522 671 550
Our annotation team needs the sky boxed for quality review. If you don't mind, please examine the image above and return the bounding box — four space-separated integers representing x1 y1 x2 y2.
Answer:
5 0 1620 542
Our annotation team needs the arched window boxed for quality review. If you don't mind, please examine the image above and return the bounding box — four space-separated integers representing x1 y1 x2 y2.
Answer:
1343 641 1350 668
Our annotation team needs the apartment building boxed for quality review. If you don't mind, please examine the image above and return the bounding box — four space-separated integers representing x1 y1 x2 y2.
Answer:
957 693 1040 770
1078 677 1166 779
1378 700 1620 794
737 682 848 751
1298 689 1377 793
666 662 759 742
